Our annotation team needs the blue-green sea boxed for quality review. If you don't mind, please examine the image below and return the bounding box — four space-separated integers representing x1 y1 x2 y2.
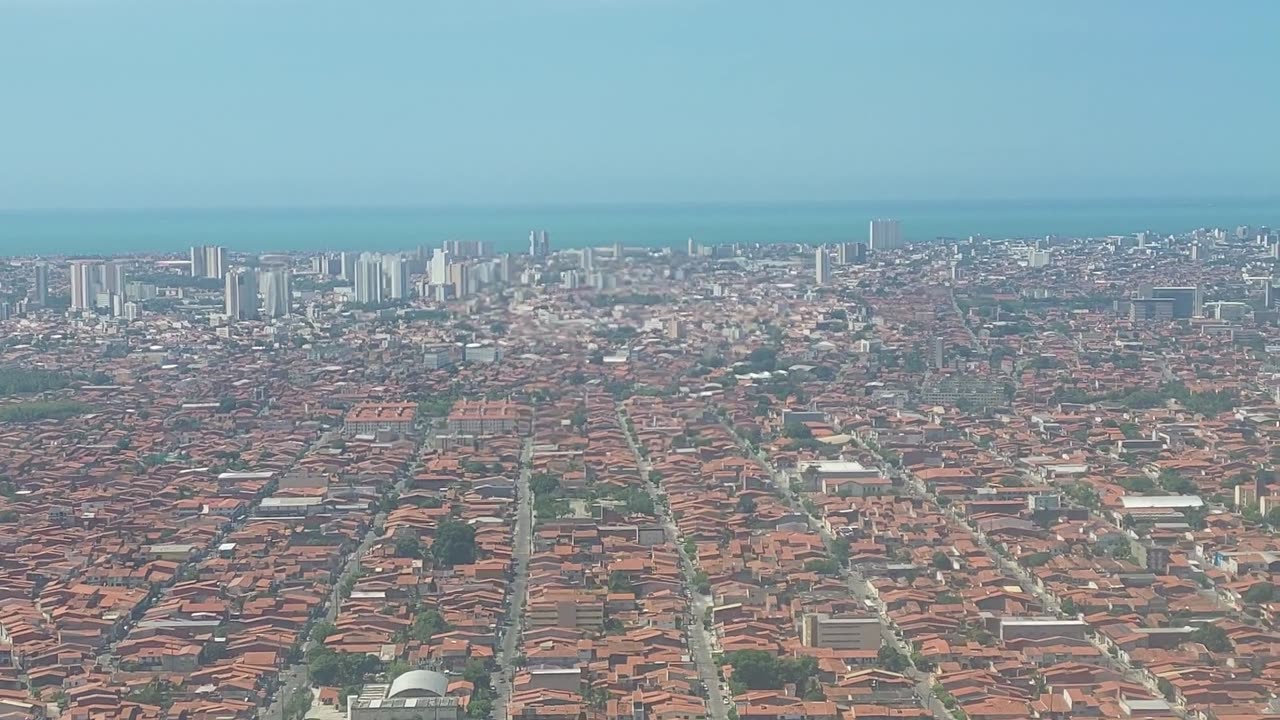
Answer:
1 197 1278 257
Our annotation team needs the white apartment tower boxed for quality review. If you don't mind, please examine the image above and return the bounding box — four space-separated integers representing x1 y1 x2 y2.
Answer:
69 261 98 311
191 245 228 279
529 230 550 258
815 245 832 285
430 249 450 285
869 219 903 251
262 269 293 318
384 255 409 300
354 254 384 304
225 268 259 320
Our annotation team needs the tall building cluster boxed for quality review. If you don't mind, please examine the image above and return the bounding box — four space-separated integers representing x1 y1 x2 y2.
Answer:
352 253 411 305
69 259 130 314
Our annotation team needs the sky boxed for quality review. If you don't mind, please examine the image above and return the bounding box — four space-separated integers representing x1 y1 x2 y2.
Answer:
1 0 1277 209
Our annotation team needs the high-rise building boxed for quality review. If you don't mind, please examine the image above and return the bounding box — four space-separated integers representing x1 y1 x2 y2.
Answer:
613 242 625 261
450 262 471 299
262 269 293 318
190 246 207 278
496 254 514 284
224 268 259 320
32 263 49 306
529 230 550 258
123 302 142 321
430 249 450 285
189 245 227 279
686 237 698 256
70 260 99 311
581 246 595 271
930 336 946 369
100 261 127 297
384 255 409 300
354 255 384 304
815 246 831 285
869 218 904 251
341 252 357 282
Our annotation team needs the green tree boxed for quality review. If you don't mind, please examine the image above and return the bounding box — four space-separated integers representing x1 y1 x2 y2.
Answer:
409 609 449 642
876 646 910 673
394 532 423 559
431 520 477 566
804 558 839 575
1242 583 1275 604
1189 624 1232 653
530 473 561 497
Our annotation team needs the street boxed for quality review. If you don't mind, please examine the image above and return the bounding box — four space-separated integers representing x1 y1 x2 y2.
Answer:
492 439 534 720
619 407 730 720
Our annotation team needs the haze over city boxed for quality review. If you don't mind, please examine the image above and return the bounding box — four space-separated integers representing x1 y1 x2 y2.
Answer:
1 4 1279 720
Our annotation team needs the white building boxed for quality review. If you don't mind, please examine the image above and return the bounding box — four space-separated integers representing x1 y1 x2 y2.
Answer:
261 269 292 318
430 249 450 285
384 255 409 300
69 260 99 311
224 268 259 320
191 245 227 279
355 254 384 304
869 218 903 251
815 245 831 285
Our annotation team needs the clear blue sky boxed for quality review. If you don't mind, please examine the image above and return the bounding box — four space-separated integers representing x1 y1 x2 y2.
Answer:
1 0 1277 209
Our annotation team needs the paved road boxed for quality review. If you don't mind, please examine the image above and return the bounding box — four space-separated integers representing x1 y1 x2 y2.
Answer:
261 433 420 720
493 439 534 720
619 408 729 720
720 422 954 720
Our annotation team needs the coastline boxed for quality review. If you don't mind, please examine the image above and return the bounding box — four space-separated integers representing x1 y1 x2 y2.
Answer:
1 197 1278 257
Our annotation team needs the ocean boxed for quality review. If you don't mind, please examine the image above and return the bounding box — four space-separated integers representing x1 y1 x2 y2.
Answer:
1 197 1278 257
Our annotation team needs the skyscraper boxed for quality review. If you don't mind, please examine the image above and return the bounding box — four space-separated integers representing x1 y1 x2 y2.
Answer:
430 249 450 285
869 219 904 251
225 268 259 320
686 237 698 256
190 246 206 277
32 263 49 306
100 261 127 297
529 230 550 258
190 245 227 279
497 254 514 284
581 246 595 271
224 271 240 320
815 246 831 285
341 252 357 282
451 262 471 298
384 255 409 300
262 269 293 318
354 254 384 304
69 261 99 311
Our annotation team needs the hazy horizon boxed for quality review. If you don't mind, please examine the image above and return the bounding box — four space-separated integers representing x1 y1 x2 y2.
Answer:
3 1 1279 210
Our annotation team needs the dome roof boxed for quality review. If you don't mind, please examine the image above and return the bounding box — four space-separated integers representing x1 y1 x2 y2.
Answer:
387 669 448 699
